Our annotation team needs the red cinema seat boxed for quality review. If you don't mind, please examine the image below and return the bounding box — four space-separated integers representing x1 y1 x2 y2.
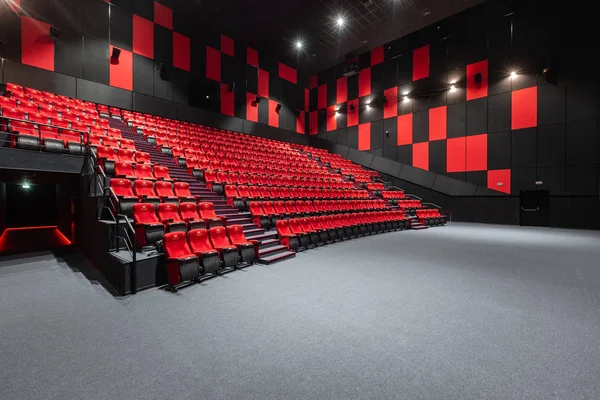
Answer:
249 202 270 229
198 202 226 228
120 138 135 150
135 151 151 164
10 120 39 149
227 225 257 264
135 163 156 181
173 181 197 203
319 215 341 242
300 217 320 247
132 203 164 247
178 202 206 231
39 126 64 153
154 181 179 203
117 148 135 163
154 165 173 181
273 200 288 218
133 179 160 207
157 203 187 232
187 229 221 275
208 226 239 269
109 178 138 217
275 220 299 251
162 232 201 290
284 200 298 216
288 218 311 250
114 161 136 179
59 129 85 155
102 136 118 148
225 185 245 209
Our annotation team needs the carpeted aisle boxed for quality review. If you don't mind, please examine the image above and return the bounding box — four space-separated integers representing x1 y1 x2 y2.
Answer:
1 223 599 400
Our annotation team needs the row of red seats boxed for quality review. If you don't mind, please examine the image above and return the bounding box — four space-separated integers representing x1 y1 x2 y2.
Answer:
223 185 369 205
0 102 105 128
416 209 445 225
276 212 409 251
184 159 331 180
162 225 258 290
5 84 99 116
381 191 406 200
201 171 349 191
249 199 388 229
89 135 134 149
96 147 151 172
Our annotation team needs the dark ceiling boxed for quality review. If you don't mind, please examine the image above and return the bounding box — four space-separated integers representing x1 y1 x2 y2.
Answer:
196 0 487 73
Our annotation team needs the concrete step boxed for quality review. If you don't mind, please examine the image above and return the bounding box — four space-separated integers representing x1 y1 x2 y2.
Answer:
246 231 278 242
258 238 280 249
243 228 264 236
258 245 288 257
256 251 296 265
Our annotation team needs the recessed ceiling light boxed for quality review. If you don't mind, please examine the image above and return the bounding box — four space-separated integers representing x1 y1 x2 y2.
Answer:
337 17 345 27
296 41 303 49
366 104 370 109
510 71 517 78
403 96 410 102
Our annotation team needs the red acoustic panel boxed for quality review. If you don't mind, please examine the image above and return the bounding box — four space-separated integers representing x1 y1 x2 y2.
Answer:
246 92 258 122
309 111 318 135
397 113 412 145
359 68 371 97
206 47 221 82
429 106 447 141
109 45 132 90
446 137 466 172
412 45 430 81
258 69 269 98
318 84 327 109
512 87 537 129
154 2 173 30
133 15 154 58
173 32 190 71
466 134 488 171
279 62 297 84
488 169 511 194
296 110 306 134
412 142 429 170
309 74 318 89
268 99 279 127
21 16 54 71
221 34 234 57
337 77 347 104
247 47 258 67
220 83 234 116
304 88 309 111
371 46 384 66
383 87 398 119
327 106 337 132
347 99 359 127
358 122 371 151
466 60 488 101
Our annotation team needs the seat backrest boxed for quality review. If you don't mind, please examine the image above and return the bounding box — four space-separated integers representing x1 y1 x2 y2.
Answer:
208 226 231 248
114 162 134 176
262 201 276 214
285 200 297 213
163 232 193 258
198 202 217 218
288 218 304 234
174 181 191 197
227 225 249 245
117 149 135 162
188 229 214 252
133 179 156 197
158 202 182 221
110 178 134 197
300 218 313 232
132 203 159 224
179 202 199 220
204 170 216 183
275 219 292 236
155 181 175 196
135 164 154 180
136 151 150 164
260 186 271 197
154 166 171 180
249 186 261 197
309 216 323 230
237 185 250 197
274 201 286 213
249 202 264 216
224 185 238 198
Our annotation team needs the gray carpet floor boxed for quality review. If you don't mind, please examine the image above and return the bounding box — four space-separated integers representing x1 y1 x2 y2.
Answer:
1 223 600 400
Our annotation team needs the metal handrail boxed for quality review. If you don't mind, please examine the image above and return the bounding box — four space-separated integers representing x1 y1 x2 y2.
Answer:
117 213 137 295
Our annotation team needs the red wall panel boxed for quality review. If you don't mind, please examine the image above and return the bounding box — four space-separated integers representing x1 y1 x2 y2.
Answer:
133 15 154 59
258 69 269 98
304 88 309 111
309 111 318 135
337 77 347 104
466 60 488 101
21 16 54 72
279 62 297 84
268 99 279 127
173 32 190 71
397 113 412 145
206 47 221 82
383 87 398 119
359 68 371 97
412 142 429 170
358 122 371 151
447 137 466 172
429 106 447 141
512 87 537 129
296 110 305 134
412 45 430 81
347 99 359 127
318 84 327 109
371 46 384 66
487 169 511 194
154 2 173 30
109 45 132 91
246 92 258 122
466 134 488 171
221 34 234 57
247 47 258 67
327 105 337 132
220 83 234 116
309 74 318 89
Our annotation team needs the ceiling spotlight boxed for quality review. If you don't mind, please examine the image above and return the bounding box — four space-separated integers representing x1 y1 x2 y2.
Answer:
449 84 456 92
337 17 345 27
366 104 370 109
206 95 210 99
510 71 517 78
296 41 303 49
335 111 339 117
403 96 409 102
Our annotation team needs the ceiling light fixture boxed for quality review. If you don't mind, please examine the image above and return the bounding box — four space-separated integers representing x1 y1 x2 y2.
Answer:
404 96 410 102
296 41 303 49
366 104 370 109
337 16 345 27
449 84 456 92
510 71 517 78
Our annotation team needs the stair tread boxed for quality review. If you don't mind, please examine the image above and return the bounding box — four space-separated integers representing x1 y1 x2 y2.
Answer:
258 245 287 255
257 251 296 262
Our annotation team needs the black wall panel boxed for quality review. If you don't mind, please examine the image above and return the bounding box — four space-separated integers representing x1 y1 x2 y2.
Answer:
133 54 154 96
21 0 54 24
153 62 173 101
109 4 133 52
397 145 412 165
429 140 446 174
511 128 537 168
347 75 358 100
465 171 487 188
537 82 566 126
537 166 565 195
447 102 466 138
76 78 132 110
537 124 566 167
487 92 511 133
383 146 397 161
371 119 383 150
383 117 398 148
83 37 109 86
154 25 173 65
55 0 84 35
565 165 598 195
133 0 154 21
466 97 487 135
487 131 511 171
347 125 358 149
566 80 598 123
54 32 84 78
511 166 537 194
566 119 597 166
413 110 429 143
133 92 177 119
3 61 77 98
83 0 109 42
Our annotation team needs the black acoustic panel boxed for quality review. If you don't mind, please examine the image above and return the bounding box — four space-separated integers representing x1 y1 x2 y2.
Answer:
510 166 537 195
429 139 446 174
369 92 384 121
465 171 487 188
487 131 511 171
413 110 429 143
109 4 133 51
133 0 153 20
309 87 318 112
76 78 132 110
133 54 154 96
177 103 214 126
432 174 478 195
383 146 397 161
257 96 268 125
397 145 412 165
446 172 466 182
3 60 77 98
153 62 173 101
396 53 412 85
566 79 598 122
154 25 173 65
111 0 133 12
446 67 466 105
317 109 326 134
171 67 190 105
54 0 84 35
537 82 566 126
83 37 109 86
269 72 282 103
83 0 109 42
280 107 295 133
536 166 565 195
333 144 350 158
326 128 341 144
369 148 383 157
133 92 177 119
245 65 258 94
173 0 195 37
510 73 537 91
190 38 206 80
565 165 598 196
347 148 374 168
511 128 537 168
347 125 358 149
411 92 429 113
487 92 511 133
537 124 565 167
289 132 310 146
398 83 413 115
242 120 256 135
371 63 384 95
488 68 512 96
466 97 487 136
370 119 383 150
55 32 84 78
221 53 236 89
566 119 598 166
213 114 243 134
382 58 398 89
383 117 398 148
258 53 276 76
358 96 371 124
399 165 436 188
21 0 54 24
429 91 447 109
326 77 336 107
336 127 348 146
371 156 401 177
446 101 466 139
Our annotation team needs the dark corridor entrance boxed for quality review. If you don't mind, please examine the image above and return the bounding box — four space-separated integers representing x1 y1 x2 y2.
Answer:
520 190 550 227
